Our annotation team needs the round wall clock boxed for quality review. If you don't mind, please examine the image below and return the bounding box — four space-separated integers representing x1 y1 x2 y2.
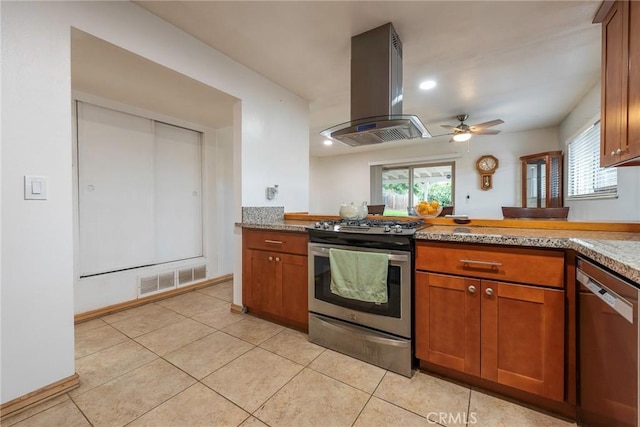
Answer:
476 155 499 190
476 155 499 174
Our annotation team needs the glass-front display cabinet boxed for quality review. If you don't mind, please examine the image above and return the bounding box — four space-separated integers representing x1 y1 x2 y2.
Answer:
520 151 563 208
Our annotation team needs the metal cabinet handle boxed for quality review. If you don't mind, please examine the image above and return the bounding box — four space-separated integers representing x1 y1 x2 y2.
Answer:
485 288 494 296
268 256 273 261
275 257 280 262
460 259 502 267
468 285 476 293
611 150 616 156
264 239 283 244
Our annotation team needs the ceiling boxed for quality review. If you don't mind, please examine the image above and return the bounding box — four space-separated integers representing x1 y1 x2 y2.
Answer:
92 1 601 157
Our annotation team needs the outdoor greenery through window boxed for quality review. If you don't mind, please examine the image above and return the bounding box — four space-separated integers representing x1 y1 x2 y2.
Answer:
567 121 617 199
379 162 454 216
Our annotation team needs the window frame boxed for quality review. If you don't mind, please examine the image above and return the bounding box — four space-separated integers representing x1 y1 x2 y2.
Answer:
566 119 618 201
372 161 455 215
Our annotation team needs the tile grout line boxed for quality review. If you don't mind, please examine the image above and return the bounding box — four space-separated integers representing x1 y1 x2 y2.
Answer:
202 327 323 425
247 361 311 425
73 324 132 363
76 301 247 425
466 386 472 427
351 369 391 426
256 331 327 367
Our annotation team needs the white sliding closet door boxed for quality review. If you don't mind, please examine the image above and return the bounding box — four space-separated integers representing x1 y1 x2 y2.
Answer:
154 122 202 263
77 102 155 276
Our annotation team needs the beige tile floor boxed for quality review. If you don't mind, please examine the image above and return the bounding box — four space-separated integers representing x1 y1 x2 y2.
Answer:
2 281 576 427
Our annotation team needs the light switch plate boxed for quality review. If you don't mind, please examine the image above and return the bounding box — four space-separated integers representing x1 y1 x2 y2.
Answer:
24 176 48 200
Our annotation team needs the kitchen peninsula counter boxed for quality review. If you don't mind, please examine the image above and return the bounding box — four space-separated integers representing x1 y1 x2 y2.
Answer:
237 217 640 284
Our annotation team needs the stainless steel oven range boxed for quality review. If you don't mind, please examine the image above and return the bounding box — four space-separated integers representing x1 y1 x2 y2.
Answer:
307 219 427 377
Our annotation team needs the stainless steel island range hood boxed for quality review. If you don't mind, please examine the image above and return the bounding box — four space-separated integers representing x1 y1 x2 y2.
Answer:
321 23 430 146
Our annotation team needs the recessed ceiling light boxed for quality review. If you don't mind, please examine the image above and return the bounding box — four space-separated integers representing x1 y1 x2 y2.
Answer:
419 80 436 90
323 139 333 146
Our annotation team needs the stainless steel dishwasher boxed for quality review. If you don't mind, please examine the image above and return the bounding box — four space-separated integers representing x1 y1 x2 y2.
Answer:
577 257 639 427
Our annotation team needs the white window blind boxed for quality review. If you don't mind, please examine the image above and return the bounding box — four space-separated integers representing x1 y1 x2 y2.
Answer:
567 121 617 199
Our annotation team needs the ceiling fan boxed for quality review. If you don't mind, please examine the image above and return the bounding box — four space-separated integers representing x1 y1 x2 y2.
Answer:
440 114 504 143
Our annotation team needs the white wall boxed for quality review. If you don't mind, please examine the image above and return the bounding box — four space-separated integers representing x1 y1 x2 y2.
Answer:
558 82 601 144
214 127 235 275
310 128 560 218
2 2 76 404
1 1 308 404
240 99 309 208
560 81 640 221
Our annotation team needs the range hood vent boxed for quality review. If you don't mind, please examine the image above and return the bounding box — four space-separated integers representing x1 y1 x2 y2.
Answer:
321 23 430 146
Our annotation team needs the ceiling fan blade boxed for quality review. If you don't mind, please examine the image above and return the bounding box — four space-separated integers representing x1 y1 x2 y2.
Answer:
440 124 461 131
474 129 501 135
470 119 504 131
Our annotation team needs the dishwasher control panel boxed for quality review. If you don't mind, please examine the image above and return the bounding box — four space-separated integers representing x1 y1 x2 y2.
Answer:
577 259 635 324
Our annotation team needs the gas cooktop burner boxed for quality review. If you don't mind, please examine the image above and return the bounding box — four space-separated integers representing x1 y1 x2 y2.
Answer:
309 218 430 236
337 219 424 228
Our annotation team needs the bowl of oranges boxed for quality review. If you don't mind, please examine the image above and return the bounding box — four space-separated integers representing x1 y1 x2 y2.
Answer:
414 200 443 218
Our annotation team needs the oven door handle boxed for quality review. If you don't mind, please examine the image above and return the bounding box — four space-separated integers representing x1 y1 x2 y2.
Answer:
312 246 409 263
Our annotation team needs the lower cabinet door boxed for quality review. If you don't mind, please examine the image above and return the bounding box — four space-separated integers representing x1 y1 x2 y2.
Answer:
415 272 481 375
279 253 309 327
480 280 565 401
244 249 280 314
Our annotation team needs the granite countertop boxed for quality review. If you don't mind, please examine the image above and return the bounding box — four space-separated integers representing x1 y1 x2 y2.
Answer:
238 220 640 284
236 220 314 232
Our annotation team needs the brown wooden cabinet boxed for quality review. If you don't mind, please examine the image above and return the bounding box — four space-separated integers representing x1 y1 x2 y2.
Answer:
415 242 565 402
519 151 563 208
480 280 564 401
242 229 308 330
415 273 481 376
597 0 640 166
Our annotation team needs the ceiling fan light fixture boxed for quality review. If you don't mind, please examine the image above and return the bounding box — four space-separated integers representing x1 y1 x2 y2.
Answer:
453 132 472 142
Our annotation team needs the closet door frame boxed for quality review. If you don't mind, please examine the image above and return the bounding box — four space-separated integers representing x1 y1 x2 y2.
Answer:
73 95 208 278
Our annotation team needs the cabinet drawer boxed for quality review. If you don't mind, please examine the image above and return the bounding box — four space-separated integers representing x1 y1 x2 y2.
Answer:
415 242 564 288
243 229 308 255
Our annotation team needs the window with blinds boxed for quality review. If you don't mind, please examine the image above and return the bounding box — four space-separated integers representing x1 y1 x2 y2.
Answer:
567 121 617 199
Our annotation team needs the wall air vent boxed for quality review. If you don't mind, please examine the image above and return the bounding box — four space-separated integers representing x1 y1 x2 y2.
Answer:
140 276 160 296
158 272 175 290
138 265 206 296
193 265 206 281
139 271 176 297
178 264 207 287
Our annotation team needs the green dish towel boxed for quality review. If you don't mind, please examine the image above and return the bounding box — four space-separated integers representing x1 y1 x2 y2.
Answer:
329 248 389 303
